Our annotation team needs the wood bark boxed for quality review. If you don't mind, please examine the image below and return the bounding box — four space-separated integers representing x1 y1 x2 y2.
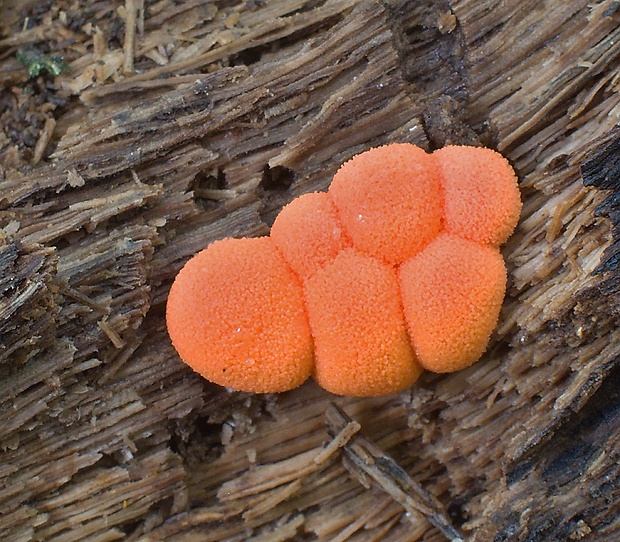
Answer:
1 0 620 540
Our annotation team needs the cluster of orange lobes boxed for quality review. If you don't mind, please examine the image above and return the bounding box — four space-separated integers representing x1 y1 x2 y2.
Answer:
166 144 522 397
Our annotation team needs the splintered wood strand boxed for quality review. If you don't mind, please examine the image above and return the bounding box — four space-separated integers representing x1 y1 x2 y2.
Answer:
98 318 125 349
32 116 56 164
313 418 361 464
325 404 464 542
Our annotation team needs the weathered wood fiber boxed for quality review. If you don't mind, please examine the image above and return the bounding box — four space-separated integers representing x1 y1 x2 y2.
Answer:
1 0 620 540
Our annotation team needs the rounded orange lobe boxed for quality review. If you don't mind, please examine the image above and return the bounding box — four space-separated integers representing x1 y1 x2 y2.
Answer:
399 234 507 373
304 249 422 396
434 145 522 246
329 144 443 266
271 192 352 282
166 237 313 393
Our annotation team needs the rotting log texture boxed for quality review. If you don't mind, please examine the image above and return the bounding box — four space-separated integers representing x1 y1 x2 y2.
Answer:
1 0 620 540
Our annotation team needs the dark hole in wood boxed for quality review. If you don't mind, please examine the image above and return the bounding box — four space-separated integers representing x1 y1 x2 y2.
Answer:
260 165 295 192
193 415 225 441
121 519 144 536
447 500 469 527
198 167 226 190
230 45 265 67
191 167 227 204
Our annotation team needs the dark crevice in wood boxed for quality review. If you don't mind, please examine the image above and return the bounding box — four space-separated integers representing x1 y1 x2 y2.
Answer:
385 0 466 101
480 361 620 542
260 164 295 192
383 0 481 148
258 164 296 225
582 128 620 274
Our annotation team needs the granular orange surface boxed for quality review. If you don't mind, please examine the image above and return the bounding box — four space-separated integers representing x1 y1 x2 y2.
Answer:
434 145 522 246
166 237 313 393
166 144 521 396
304 249 422 396
329 143 443 266
271 192 352 282
399 234 507 372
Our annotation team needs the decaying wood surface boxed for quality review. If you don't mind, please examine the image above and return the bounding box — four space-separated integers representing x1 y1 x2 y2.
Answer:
1 0 620 540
